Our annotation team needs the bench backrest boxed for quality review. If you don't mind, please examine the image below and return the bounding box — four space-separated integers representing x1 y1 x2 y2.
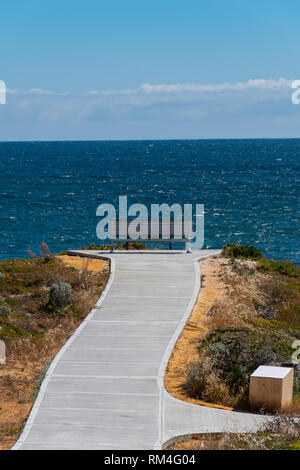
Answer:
109 219 193 241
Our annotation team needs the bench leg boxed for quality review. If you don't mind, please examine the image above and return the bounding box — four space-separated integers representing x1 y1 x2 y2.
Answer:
110 241 114 253
186 240 192 253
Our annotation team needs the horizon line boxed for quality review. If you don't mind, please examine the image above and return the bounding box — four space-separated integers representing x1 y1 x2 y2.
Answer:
1 136 300 144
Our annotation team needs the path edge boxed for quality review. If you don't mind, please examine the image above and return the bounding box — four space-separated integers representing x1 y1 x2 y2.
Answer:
154 251 221 449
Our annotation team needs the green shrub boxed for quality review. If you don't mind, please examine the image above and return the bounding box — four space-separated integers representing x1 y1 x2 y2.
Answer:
289 441 300 450
257 258 300 278
222 244 263 260
83 242 147 250
0 296 11 317
116 241 147 250
200 328 292 398
0 323 33 339
49 282 72 308
82 243 111 250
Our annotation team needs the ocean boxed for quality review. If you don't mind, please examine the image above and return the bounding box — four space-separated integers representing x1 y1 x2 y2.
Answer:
0 139 299 264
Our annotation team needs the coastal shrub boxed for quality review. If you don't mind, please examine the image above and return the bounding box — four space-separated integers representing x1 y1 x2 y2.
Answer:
0 296 11 317
253 301 278 320
228 258 256 276
185 360 208 397
222 244 262 260
199 328 292 400
184 358 232 404
49 282 72 308
0 323 34 340
167 416 300 450
253 278 287 320
83 242 147 250
0 271 4 279
116 241 147 250
218 416 300 450
83 243 111 250
257 258 300 278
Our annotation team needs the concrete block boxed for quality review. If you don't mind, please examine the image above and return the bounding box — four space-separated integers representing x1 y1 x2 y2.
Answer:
250 365 294 410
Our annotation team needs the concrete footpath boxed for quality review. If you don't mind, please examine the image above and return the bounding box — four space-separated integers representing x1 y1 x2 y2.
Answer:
14 250 267 450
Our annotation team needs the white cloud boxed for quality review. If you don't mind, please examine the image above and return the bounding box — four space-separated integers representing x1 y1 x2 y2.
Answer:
1 77 299 140
28 88 70 96
6 88 20 94
139 78 293 94
5 78 294 98
1 78 296 129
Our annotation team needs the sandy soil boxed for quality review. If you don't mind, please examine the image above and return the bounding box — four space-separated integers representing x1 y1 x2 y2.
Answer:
58 255 107 272
164 257 233 410
0 362 35 450
165 434 224 450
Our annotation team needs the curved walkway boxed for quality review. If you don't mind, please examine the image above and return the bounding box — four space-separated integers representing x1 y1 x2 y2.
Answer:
14 250 267 450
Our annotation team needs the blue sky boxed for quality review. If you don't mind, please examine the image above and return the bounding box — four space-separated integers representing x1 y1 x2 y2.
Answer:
1 0 300 140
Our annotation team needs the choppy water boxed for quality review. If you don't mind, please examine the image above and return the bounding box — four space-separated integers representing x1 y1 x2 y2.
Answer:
0 139 299 263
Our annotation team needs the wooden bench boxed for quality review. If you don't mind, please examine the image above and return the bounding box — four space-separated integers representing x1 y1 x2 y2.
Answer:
108 219 193 252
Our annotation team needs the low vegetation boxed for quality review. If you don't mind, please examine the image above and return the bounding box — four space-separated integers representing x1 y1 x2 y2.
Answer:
48 281 72 309
221 243 263 260
184 247 300 410
222 243 300 277
257 258 300 278
166 416 300 450
0 255 108 342
166 244 300 415
0 296 11 317
0 244 109 449
186 328 294 408
82 241 147 250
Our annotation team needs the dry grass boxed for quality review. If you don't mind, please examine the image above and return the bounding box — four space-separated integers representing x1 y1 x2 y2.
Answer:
205 260 263 331
185 357 234 406
0 255 109 450
166 416 300 450
57 255 107 273
285 396 300 415
165 434 224 450
0 319 78 449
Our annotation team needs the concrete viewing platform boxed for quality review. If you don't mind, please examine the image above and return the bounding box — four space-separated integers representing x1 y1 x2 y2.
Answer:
14 250 267 450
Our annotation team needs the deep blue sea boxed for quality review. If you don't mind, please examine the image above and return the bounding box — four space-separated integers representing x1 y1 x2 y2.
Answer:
0 139 299 264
